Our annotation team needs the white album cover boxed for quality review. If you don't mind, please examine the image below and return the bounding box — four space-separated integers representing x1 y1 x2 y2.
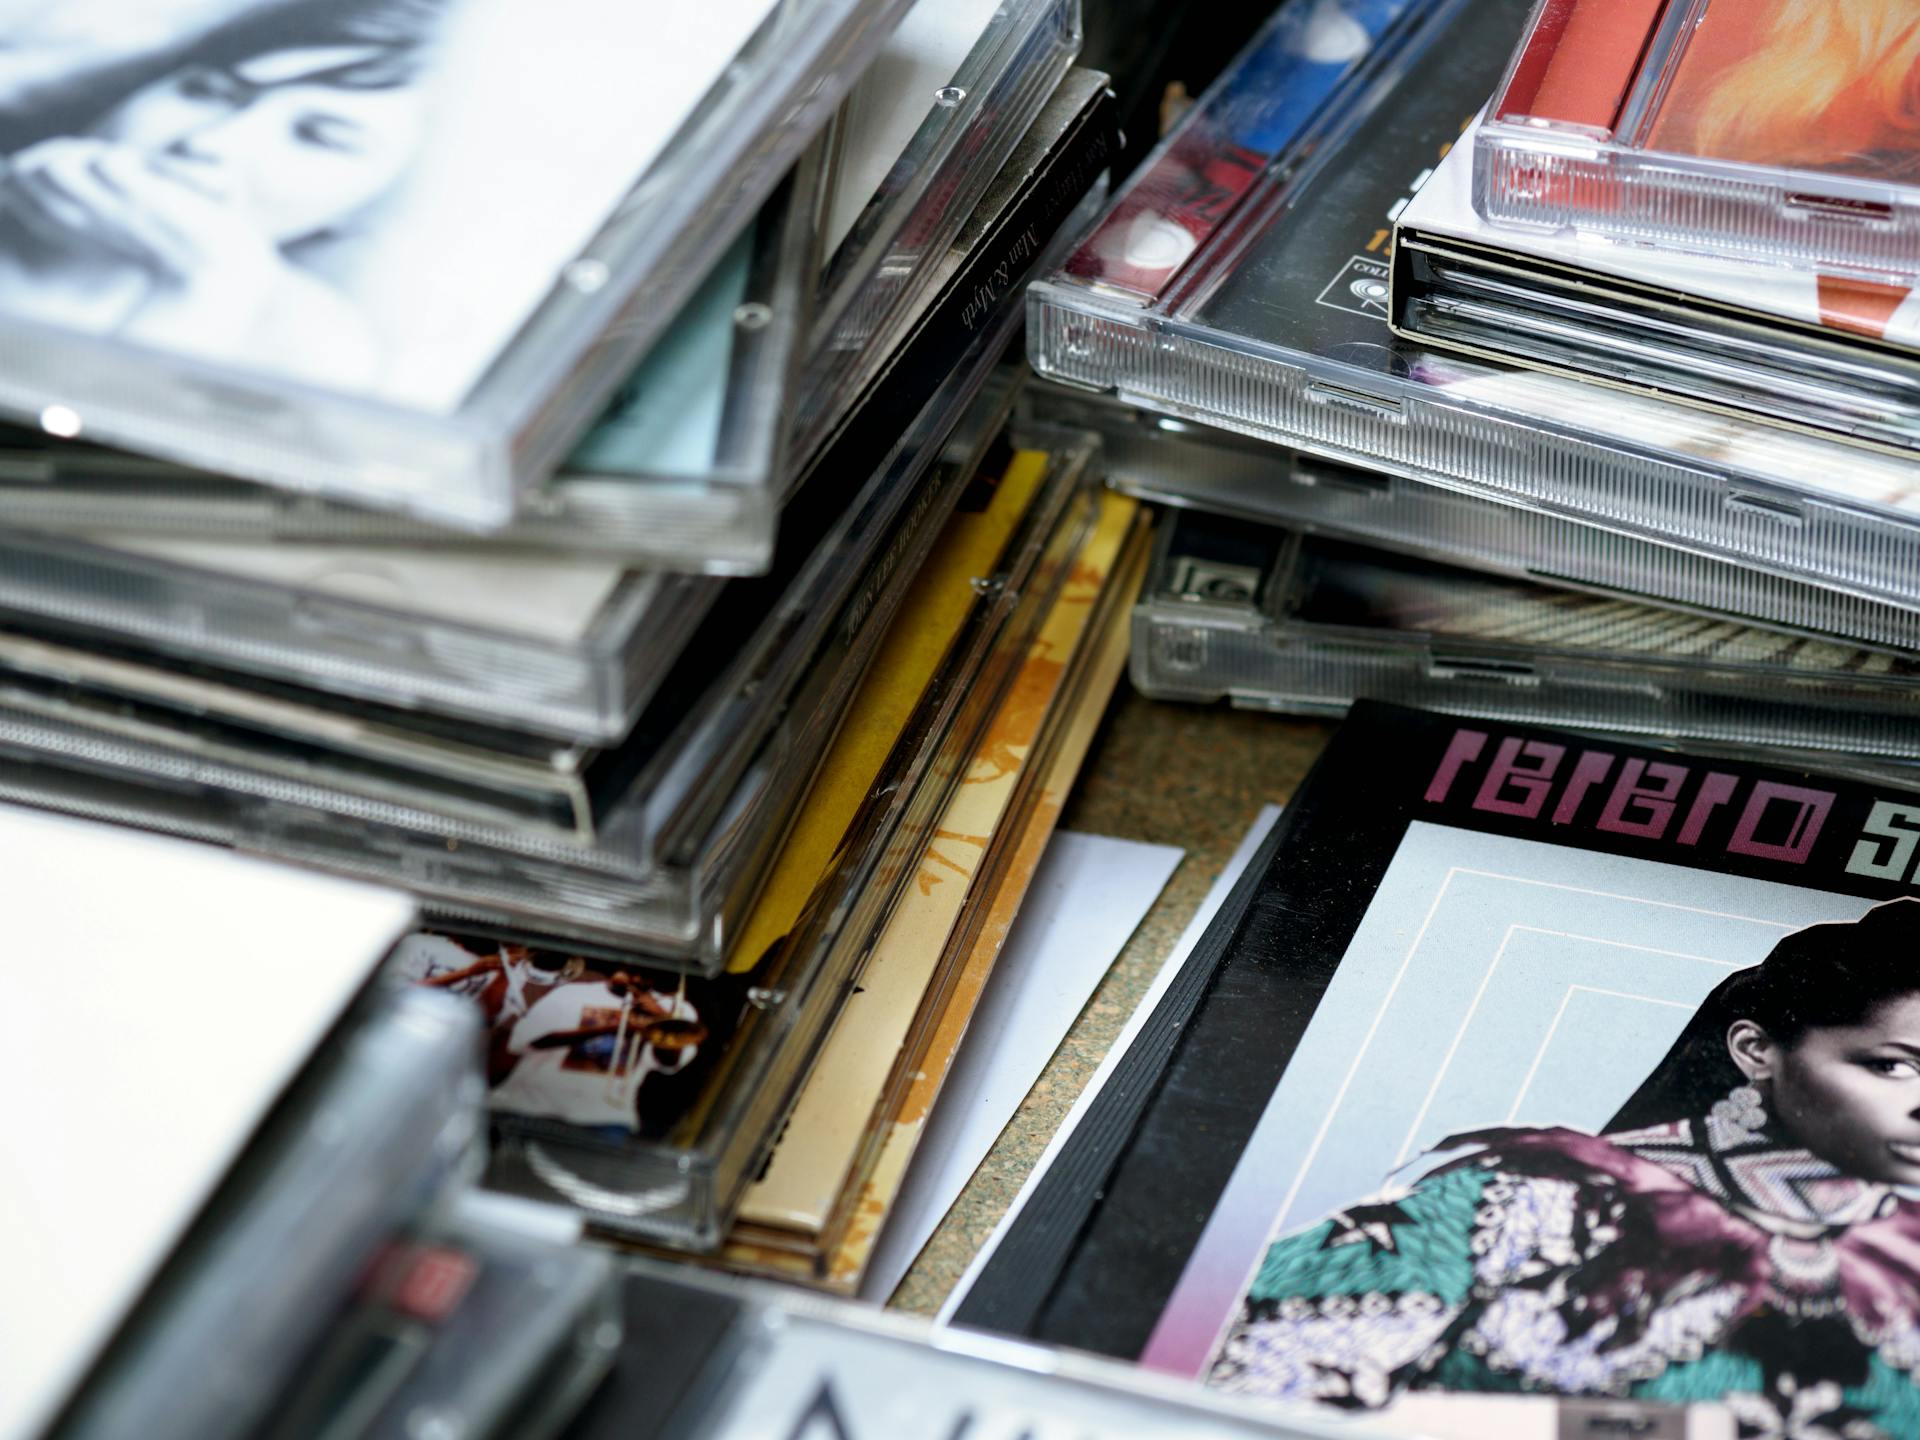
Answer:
0 805 411 1440
0 0 781 411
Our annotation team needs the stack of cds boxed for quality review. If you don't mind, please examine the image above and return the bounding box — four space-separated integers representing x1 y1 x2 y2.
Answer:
1014 0 1920 771
0 0 1142 1279
37 1 1920 1433
384 426 1149 1266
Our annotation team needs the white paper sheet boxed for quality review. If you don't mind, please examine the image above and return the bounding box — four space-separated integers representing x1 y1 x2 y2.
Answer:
862 830 1182 1302
937 805 1284 1323
0 809 413 1440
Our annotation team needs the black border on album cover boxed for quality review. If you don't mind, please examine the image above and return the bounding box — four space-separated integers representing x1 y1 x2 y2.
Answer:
952 701 1920 1355
948 813 1292 1340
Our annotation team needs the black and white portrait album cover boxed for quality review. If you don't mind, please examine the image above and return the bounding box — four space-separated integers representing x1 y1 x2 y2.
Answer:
958 702 1920 1440
0 0 816 516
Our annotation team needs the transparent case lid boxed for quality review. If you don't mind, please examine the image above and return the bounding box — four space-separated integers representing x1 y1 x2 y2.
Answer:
797 0 1083 464
1475 0 1920 279
0 142 830 573
1135 510 1920 768
0 0 912 529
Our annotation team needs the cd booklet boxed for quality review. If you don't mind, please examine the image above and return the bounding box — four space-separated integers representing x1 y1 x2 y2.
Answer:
391 930 755 1147
958 702 1920 1438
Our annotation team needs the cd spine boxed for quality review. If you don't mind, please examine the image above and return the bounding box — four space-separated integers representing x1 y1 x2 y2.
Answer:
1471 138 1920 280
1026 284 1920 614
1133 602 1920 763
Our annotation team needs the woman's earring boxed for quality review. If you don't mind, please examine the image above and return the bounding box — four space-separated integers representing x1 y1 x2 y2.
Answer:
1710 1082 1769 1145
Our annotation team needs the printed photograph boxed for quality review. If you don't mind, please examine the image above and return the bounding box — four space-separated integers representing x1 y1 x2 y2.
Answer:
389 931 746 1141
0 0 775 410
1649 0 1920 182
1141 822 1920 1436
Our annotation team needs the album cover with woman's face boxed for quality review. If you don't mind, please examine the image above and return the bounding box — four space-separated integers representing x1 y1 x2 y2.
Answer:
1645 0 1920 183
959 703 1920 1438
0 0 780 410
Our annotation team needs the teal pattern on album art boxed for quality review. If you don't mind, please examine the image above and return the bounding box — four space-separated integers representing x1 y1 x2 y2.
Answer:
1838 1358 1920 1434
1245 1163 1486 1308
1220 1142 1920 1437
1634 1350 1761 1405
563 230 752 480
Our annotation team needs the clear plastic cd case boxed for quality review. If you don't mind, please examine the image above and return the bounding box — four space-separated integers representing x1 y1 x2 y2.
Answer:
1474 0 1920 278
0 350 1049 970
0 531 712 744
0 146 827 574
1397 113 1920 460
790 63 1116 542
1134 511 1920 766
0 0 910 531
62 988 485 1440
1021 385 1920 654
797 0 1083 462
392 458 1097 1249
1025 0 1920 621
0 628 603 840
266 1194 621 1440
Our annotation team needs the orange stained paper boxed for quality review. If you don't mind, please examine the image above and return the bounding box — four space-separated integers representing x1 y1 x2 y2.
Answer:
725 448 1049 974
